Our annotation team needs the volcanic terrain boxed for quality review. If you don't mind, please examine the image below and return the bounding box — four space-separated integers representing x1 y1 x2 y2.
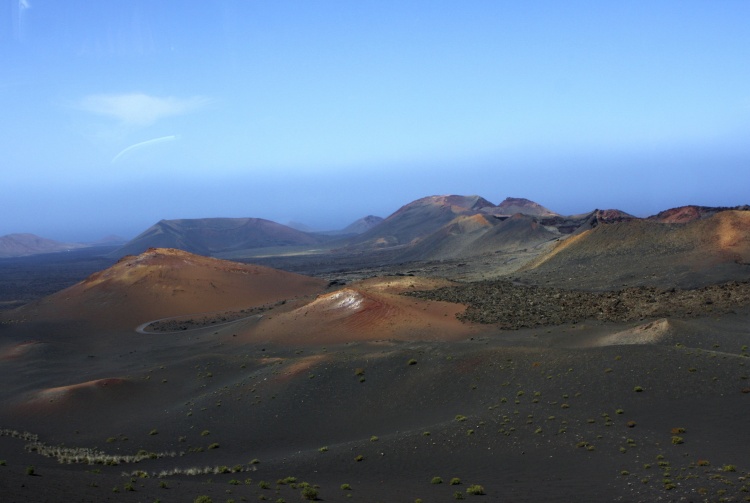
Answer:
1 196 749 503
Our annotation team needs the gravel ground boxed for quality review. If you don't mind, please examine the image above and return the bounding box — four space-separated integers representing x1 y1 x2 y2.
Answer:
405 280 750 328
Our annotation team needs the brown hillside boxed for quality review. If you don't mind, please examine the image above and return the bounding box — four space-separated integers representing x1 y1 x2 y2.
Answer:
344 194 494 249
244 276 479 345
14 248 327 328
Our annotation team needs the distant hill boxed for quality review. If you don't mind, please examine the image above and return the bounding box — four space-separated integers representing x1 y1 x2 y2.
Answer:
0 233 87 258
647 204 750 223
340 215 384 235
482 197 560 217
109 218 330 258
345 195 495 249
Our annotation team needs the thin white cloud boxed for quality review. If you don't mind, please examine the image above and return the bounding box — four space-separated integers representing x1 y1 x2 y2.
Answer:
77 93 212 126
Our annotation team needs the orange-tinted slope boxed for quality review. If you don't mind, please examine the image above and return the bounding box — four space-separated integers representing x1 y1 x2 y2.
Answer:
244 276 480 345
16 248 327 328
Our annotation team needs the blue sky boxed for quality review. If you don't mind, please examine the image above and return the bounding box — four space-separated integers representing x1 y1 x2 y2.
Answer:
2 1 749 241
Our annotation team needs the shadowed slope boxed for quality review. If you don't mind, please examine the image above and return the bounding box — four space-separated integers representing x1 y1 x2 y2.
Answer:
523 210 750 288
110 218 328 258
400 213 560 262
15 248 327 328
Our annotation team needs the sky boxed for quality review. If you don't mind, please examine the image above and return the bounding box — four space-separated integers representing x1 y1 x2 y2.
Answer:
2 0 749 241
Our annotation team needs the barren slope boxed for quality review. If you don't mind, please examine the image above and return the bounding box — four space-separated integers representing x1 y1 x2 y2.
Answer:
13 248 327 328
521 210 750 288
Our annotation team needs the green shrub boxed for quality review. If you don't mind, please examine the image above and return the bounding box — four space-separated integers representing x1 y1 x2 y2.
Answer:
301 486 319 500
450 477 461 485
408 359 418 366
26 465 34 476
340 483 352 490
466 484 485 495
431 476 443 484
194 497 212 503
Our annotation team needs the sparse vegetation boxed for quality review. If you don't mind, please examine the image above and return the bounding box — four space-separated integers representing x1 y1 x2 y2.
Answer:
466 484 485 495
301 486 319 500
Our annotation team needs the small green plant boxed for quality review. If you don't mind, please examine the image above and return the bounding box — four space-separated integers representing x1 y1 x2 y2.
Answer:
250 458 260 464
194 497 213 503
26 465 34 476
723 465 737 472
370 435 378 442
318 446 328 452
201 430 211 436
149 429 158 435
0 460 5 466
301 486 319 500
208 442 220 449
633 386 644 392
354 454 364 462
258 481 270 489
408 359 418 365
431 476 443 484
671 436 684 445
466 484 486 495
455 414 467 422
450 477 461 485
124 482 135 491
454 491 464 499
340 483 352 490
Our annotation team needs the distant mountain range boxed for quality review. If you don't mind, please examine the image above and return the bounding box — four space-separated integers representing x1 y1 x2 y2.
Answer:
0 234 88 258
0 233 128 258
5 197 749 265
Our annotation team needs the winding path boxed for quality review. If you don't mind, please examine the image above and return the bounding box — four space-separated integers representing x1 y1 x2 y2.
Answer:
135 312 263 335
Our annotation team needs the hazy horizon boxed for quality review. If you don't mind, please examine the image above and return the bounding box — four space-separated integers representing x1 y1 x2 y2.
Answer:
3 1 749 242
